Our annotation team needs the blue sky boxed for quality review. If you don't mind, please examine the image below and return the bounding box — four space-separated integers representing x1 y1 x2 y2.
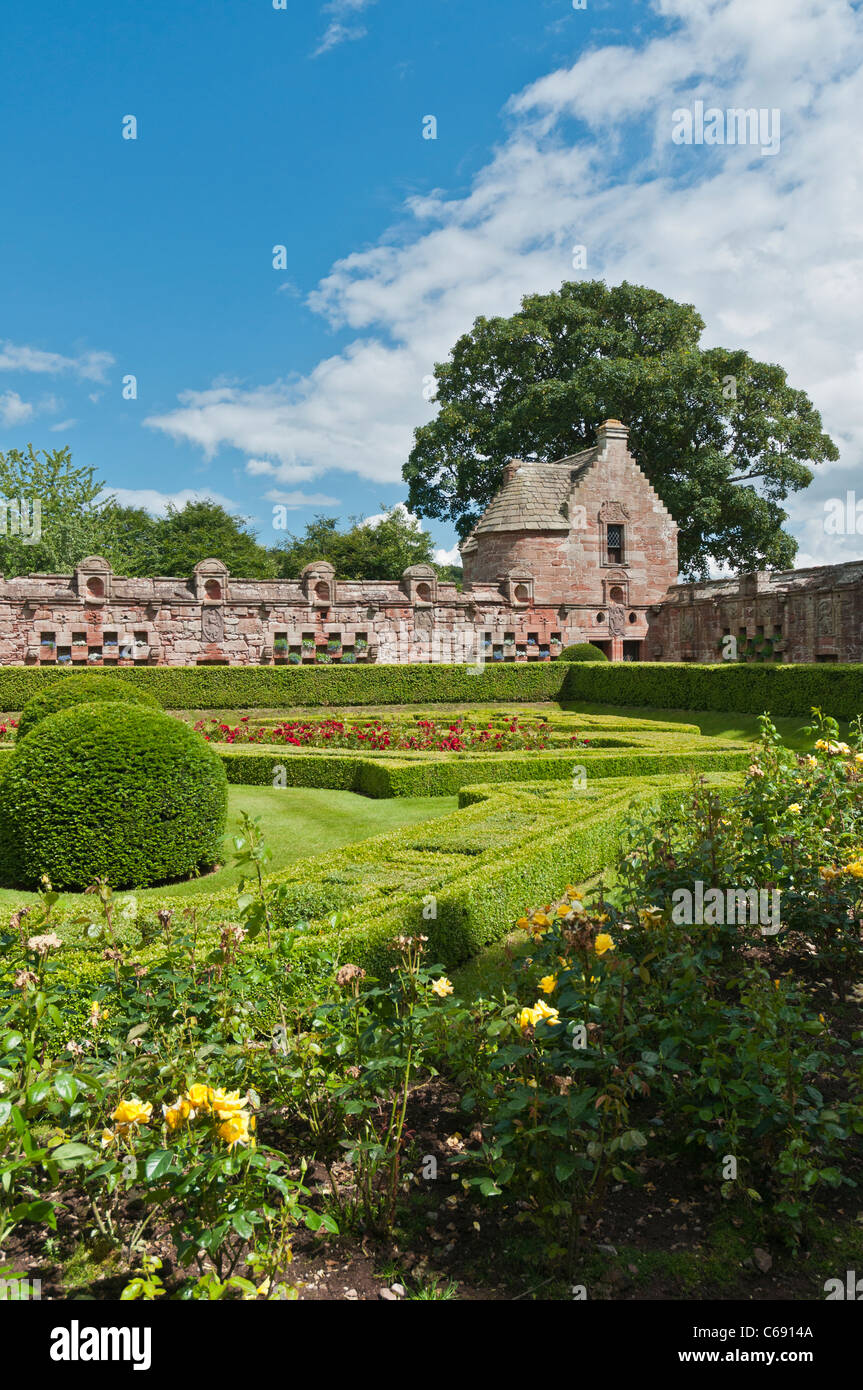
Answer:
2 0 862 569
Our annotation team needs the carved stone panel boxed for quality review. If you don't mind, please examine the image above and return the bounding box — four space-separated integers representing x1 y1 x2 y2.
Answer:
202 607 224 644
609 603 627 637
817 597 834 636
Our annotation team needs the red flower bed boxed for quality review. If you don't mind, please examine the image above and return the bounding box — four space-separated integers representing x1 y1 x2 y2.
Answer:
193 715 588 754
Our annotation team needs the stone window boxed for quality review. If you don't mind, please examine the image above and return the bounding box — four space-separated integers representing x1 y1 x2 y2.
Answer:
86 575 105 598
40 631 55 648
513 583 529 603
416 581 432 602
606 524 624 564
628 611 637 624
595 612 605 624
103 631 118 648
72 631 86 645
609 585 625 604
204 579 222 600
315 581 330 601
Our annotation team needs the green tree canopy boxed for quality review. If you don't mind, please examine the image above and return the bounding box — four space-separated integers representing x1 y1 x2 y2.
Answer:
145 500 276 578
0 447 276 579
0 444 110 576
403 280 838 579
272 505 447 581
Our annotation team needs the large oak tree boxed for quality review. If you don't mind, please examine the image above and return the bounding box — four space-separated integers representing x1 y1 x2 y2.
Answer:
403 280 838 579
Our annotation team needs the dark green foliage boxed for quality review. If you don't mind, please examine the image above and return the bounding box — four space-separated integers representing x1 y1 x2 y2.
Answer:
557 642 609 662
16 673 161 739
0 703 227 890
272 506 440 581
0 661 861 719
559 661 863 721
403 279 838 578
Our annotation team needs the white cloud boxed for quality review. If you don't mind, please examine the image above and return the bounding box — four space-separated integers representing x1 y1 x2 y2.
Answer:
360 502 423 529
0 341 114 383
98 486 240 517
0 391 34 426
146 0 863 561
434 544 463 567
49 418 78 433
312 0 377 57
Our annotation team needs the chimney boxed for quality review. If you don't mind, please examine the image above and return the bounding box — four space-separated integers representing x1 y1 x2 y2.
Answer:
596 419 629 446
502 458 523 485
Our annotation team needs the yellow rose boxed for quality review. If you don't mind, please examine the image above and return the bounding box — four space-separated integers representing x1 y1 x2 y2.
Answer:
218 1112 252 1149
532 999 561 1027
556 904 571 918
516 917 531 931
185 1083 213 1114
518 1006 540 1032
431 977 454 998
532 912 550 928
787 803 801 815
163 1096 191 1131
112 1098 153 1127
211 1089 247 1121
594 933 615 956
539 975 557 995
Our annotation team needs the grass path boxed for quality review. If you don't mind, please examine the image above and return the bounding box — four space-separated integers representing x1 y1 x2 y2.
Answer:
0 785 458 911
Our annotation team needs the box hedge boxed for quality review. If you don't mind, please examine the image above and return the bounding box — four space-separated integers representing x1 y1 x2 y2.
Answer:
16 672 161 739
0 660 859 717
0 702 228 890
215 742 750 796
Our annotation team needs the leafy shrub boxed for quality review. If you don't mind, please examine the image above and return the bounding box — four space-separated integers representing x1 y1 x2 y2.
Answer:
557 642 609 662
0 703 227 890
16 673 161 739
1 662 863 717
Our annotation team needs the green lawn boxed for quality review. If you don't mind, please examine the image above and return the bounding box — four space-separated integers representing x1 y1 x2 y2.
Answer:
0 785 458 911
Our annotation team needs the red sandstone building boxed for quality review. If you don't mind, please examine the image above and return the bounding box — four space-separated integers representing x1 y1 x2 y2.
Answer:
0 420 859 667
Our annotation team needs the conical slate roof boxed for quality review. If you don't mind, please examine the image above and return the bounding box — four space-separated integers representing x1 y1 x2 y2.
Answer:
463 445 596 542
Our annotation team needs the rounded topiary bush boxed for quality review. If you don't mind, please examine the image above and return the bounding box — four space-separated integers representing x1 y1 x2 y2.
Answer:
0 702 228 890
557 642 610 662
17 674 161 740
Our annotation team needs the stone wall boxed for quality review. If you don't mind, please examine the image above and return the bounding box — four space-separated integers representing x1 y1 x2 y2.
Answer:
1 417 860 669
649 563 863 665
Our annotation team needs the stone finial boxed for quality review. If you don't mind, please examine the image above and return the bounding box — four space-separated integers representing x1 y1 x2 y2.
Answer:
596 419 629 442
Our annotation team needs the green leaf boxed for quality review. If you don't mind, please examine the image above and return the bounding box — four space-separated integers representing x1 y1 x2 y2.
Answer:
51 1142 98 1168
143 1149 175 1181
53 1073 78 1103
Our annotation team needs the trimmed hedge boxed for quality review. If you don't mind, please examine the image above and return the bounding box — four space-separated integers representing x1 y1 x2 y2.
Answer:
0 660 860 717
557 642 609 662
0 663 567 712
0 702 228 890
16 672 161 739
284 773 742 977
216 741 750 797
11 771 743 1045
560 662 863 720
